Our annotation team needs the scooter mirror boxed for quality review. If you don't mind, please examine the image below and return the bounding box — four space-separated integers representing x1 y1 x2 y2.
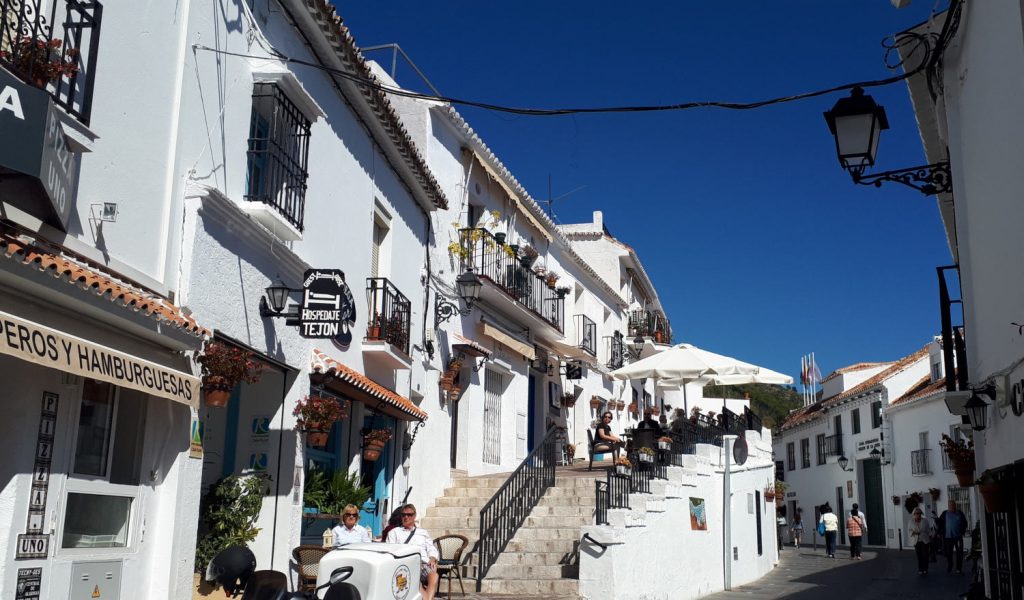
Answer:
330 566 354 585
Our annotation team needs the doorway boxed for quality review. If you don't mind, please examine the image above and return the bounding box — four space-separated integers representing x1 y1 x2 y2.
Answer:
862 458 885 545
483 370 503 465
836 486 846 546
359 414 395 536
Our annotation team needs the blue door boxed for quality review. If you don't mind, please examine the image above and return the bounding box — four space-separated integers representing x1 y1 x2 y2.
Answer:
359 415 395 536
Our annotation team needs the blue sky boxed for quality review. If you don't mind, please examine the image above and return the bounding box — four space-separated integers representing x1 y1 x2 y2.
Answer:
337 2 953 384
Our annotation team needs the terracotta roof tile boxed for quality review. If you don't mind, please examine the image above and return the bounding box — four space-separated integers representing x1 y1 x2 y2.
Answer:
890 375 949 407
311 349 427 421
0 229 209 338
779 345 930 432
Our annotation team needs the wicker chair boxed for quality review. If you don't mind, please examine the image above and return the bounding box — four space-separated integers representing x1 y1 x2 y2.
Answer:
292 545 329 594
433 534 469 597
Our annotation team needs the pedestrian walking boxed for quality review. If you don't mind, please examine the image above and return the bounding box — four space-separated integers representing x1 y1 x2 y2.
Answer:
910 507 937 575
791 508 804 549
776 510 788 551
847 506 866 559
819 503 839 558
937 499 968 574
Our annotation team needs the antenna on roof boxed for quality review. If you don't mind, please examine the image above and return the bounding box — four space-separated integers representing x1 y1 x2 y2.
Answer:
540 175 587 221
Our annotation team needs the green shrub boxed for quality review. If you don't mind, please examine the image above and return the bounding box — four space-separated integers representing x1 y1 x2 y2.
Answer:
194 474 267 572
303 468 371 515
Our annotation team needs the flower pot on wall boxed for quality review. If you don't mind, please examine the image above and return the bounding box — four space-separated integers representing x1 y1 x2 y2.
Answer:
203 376 232 407
954 466 975 487
363 448 381 461
590 397 603 410
307 429 329 449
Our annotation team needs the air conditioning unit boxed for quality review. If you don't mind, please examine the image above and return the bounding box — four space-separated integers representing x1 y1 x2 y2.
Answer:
944 390 971 415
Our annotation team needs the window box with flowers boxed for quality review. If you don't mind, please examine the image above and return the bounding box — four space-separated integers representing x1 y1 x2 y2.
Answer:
294 394 347 448
197 341 264 407
940 434 975 486
658 436 672 451
615 456 632 477
1 36 78 88
362 428 393 461
638 447 655 463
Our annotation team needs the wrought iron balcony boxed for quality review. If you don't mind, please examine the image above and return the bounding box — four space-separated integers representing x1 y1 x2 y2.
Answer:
575 314 596 356
366 278 411 356
0 0 103 125
937 265 969 392
605 331 625 370
627 309 671 344
941 449 955 472
456 228 564 332
825 433 844 457
911 449 932 476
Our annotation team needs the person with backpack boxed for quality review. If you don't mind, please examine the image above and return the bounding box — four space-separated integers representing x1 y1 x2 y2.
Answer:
818 503 839 558
847 506 866 559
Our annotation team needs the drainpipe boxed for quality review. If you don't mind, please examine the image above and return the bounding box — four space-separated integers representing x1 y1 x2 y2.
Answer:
723 434 736 591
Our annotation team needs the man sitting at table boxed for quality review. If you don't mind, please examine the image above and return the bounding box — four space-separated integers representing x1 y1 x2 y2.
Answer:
386 504 439 600
594 411 623 459
637 408 663 435
332 504 371 547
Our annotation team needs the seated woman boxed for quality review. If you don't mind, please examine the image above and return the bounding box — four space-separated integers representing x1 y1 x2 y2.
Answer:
594 411 624 459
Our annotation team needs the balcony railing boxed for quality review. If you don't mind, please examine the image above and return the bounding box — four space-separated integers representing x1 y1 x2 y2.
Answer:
911 449 932 476
457 228 564 332
366 278 411 355
941 449 955 471
825 433 843 457
937 265 969 392
0 0 102 125
627 309 671 344
575 314 596 356
605 331 624 370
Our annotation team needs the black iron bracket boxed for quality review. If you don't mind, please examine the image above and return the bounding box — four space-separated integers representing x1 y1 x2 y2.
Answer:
434 295 464 328
850 161 952 196
582 533 608 551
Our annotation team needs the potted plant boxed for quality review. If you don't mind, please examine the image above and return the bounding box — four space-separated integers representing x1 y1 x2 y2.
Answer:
764 486 775 501
892 495 901 506
561 392 577 408
638 447 655 463
0 36 79 87
689 407 701 424
654 330 665 344
545 271 560 289
197 340 264 407
590 396 603 410
303 468 372 516
367 312 383 339
362 428 393 461
775 481 788 499
555 285 571 299
565 443 576 460
519 244 538 268
905 491 923 514
493 231 507 245
929 487 941 501
294 395 347 448
977 470 1010 513
616 400 626 411
658 436 672 450
940 434 976 486
615 455 632 477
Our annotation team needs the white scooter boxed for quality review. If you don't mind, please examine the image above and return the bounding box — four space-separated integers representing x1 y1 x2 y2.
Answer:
313 543 423 600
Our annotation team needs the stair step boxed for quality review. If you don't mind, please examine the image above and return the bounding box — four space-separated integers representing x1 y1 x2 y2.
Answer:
493 551 574 566
478 578 580 596
504 539 577 554
482 564 573 579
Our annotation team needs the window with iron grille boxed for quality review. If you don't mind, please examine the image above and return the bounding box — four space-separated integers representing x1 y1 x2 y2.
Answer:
606 331 624 369
245 83 311 231
787 442 795 471
851 408 861 434
871 400 882 428
575 314 596 356
816 433 826 465
911 449 932 476
800 438 810 468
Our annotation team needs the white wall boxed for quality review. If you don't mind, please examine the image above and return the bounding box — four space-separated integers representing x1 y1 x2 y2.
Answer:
579 431 777 600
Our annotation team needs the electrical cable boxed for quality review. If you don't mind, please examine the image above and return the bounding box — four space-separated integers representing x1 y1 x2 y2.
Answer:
190 0 962 118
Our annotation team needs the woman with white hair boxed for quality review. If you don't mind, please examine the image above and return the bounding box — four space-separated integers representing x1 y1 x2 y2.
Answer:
910 507 937 575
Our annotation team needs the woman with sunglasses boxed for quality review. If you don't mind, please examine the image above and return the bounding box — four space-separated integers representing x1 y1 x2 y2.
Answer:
594 412 623 460
331 504 371 548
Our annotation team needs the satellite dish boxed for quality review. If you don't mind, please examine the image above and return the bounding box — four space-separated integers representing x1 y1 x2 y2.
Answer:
732 436 748 465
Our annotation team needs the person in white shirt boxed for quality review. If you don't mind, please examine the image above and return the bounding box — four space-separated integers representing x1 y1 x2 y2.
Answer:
331 504 371 548
385 504 439 600
819 503 839 558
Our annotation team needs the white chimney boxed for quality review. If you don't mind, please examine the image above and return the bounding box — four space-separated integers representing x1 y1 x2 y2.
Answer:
593 211 603 230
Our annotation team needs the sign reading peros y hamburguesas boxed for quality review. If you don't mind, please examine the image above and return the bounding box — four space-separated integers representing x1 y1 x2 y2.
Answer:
0 310 200 406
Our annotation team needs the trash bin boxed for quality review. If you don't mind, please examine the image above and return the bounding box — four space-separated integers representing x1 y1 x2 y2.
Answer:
317 543 422 600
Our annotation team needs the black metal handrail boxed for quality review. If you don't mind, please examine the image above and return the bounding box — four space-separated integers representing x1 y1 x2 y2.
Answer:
745 406 763 433
476 426 557 589
911 449 932 476
825 433 844 457
595 480 609 526
366 277 411 355
0 0 102 124
576 314 597 356
458 228 564 332
722 407 743 432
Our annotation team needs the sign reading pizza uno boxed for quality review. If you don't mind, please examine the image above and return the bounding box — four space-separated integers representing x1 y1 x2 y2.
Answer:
299 269 356 340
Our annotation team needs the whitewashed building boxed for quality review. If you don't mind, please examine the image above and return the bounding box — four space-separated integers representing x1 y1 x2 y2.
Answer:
897 0 1024 595
773 345 931 548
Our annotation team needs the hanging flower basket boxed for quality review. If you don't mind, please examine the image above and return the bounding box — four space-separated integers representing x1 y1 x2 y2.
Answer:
954 463 976 487
904 492 922 514
561 392 577 408
307 429 330 449
892 495 901 506
615 456 632 477
203 375 232 408
294 395 347 447
941 434 976 486
616 400 626 411
362 447 382 461
198 341 264 408
590 396 603 410
362 428 393 455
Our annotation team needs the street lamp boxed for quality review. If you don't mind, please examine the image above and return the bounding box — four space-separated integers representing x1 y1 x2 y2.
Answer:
628 335 646 359
837 455 853 472
964 388 991 431
455 269 483 312
824 87 952 195
260 283 296 318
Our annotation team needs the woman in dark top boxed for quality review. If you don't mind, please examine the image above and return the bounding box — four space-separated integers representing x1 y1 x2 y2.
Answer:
595 412 624 458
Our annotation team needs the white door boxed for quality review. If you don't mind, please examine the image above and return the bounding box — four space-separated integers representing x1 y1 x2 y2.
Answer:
483 371 502 465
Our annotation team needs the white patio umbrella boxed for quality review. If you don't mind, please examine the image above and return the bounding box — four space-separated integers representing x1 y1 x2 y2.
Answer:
610 343 792 384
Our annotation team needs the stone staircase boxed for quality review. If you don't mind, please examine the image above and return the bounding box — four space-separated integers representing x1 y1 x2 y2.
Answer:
418 469 598 597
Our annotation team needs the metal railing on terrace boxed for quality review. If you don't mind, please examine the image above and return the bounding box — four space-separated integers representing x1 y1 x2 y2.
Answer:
575 314 596 356
911 449 932 476
605 331 625 370
0 0 103 124
627 309 672 344
457 228 564 332
941 449 956 472
366 277 411 355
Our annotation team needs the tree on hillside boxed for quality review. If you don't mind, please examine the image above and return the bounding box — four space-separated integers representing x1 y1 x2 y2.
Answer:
703 383 802 429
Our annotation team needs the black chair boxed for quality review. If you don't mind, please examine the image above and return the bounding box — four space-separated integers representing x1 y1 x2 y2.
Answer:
587 429 620 471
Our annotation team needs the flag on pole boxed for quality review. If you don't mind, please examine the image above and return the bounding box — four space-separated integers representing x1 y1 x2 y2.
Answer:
810 355 822 383
800 356 809 386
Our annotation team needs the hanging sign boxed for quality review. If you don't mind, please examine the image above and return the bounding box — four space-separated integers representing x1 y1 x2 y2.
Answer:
189 408 204 459
17 392 58 559
298 269 356 342
0 310 200 406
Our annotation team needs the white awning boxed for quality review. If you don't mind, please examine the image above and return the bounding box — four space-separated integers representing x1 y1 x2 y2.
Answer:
481 322 535 360
550 340 597 364
0 309 200 406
